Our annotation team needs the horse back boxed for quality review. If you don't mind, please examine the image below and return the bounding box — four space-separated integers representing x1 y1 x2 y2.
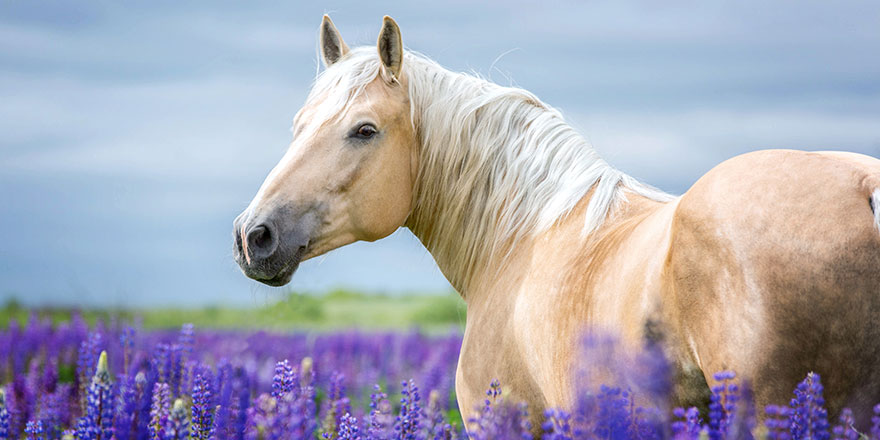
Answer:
666 149 880 424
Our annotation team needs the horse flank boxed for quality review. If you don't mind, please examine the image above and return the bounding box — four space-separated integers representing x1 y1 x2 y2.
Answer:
306 46 673 290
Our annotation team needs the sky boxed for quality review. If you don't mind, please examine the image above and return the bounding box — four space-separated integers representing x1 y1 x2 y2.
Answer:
1 1 879 308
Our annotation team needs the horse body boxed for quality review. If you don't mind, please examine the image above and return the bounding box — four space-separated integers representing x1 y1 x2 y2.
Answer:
233 16 880 430
452 149 880 426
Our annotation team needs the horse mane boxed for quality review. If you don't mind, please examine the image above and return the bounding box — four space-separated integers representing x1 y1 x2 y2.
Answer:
307 47 673 291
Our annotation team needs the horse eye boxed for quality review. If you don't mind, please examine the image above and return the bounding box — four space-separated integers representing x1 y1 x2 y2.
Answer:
354 124 378 139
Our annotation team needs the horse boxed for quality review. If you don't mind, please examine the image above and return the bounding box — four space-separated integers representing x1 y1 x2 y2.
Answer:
233 15 880 429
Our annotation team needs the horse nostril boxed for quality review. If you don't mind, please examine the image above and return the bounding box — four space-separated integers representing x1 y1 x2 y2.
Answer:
246 224 277 257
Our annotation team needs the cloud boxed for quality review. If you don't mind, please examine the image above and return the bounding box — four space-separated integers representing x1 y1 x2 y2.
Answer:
568 109 880 193
1 1 878 306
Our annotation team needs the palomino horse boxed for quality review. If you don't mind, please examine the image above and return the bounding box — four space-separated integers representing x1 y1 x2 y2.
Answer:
233 15 880 428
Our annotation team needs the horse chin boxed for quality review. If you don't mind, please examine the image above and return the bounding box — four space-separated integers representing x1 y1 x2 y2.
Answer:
252 244 307 287
258 264 298 287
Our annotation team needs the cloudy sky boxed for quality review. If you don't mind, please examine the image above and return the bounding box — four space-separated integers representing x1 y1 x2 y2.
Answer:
1 1 878 307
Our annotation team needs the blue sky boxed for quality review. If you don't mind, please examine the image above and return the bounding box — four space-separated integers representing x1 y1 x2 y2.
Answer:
1 1 879 307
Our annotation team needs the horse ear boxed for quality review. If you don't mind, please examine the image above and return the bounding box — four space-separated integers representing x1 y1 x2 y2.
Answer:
376 16 403 82
320 15 349 68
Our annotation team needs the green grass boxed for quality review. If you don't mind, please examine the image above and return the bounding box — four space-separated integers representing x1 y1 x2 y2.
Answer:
0 289 467 331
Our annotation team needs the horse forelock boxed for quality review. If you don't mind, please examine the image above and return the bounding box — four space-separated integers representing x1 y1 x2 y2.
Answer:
304 46 673 291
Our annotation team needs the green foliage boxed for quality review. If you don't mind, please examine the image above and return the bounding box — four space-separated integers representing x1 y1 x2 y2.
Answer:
412 294 466 324
0 291 466 331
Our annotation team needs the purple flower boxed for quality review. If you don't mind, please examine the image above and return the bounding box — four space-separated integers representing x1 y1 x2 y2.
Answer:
25 420 44 440
114 373 142 440
337 413 362 440
425 389 454 440
76 351 114 440
321 372 351 435
232 367 251 440
37 386 69 440
368 385 393 440
177 324 195 356
271 360 295 400
191 373 216 440
671 406 703 440
831 408 858 440
148 383 170 440
77 333 103 411
393 380 422 440
120 327 136 374
765 405 791 440
789 373 829 440
0 388 9 440
466 382 531 440
212 361 234 440
166 399 189 440
542 408 573 440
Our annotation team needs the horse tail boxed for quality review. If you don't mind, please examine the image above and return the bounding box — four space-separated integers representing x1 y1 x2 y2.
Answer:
872 188 880 232
860 171 880 233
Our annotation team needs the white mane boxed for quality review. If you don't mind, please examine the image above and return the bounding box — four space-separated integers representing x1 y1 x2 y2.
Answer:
307 47 673 291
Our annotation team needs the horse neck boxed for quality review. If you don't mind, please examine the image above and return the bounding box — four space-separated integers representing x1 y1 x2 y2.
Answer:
402 65 669 297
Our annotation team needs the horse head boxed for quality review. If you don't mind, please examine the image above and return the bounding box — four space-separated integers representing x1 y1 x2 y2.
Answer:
233 16 417 286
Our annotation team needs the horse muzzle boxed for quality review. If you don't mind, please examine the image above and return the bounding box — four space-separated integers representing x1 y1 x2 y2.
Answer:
232 206 317 287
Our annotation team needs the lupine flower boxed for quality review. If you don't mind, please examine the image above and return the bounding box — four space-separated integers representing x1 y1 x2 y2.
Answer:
296 365 318 439
765 405 791 440
831 408 858 440
367 385 393 439
166 399 189 440
77 333 103 411
148 383 170 440
178 324 195 356
486 379 502 402
592 385 632 439
244 393 274 440
77 351 114 440
393 379 422 440
168 344 185 398
114 374 140 440
191 373 215 440
337 413 362 440
4 381 24 440
212 361 234 439
232 367 251 439
321 372 351 436
132 372 148 440
37 386 68 440
120 327 135 374
300 357 314 388
542 408 573 440
424 389 454 440
708 371 737 440
271 360 295 399
4 318 878 440
466 382 531 440
41 358 59 397
789 373 830 440
150 344 170 385
671 407 703 440
25 420 44 440
0 389 9 440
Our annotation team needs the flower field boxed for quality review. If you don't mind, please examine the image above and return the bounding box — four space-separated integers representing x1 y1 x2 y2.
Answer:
0 314 877 439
